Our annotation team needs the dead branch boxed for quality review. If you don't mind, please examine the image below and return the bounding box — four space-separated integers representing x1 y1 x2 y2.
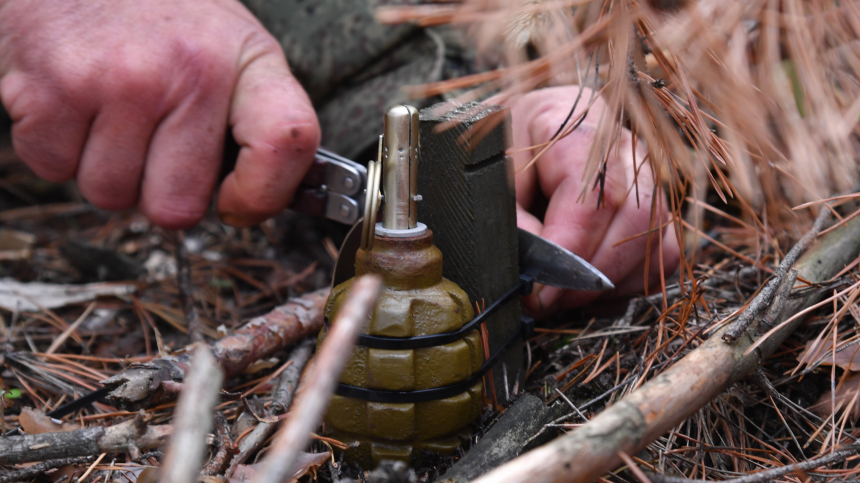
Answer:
272 338 315 415
159 346 224 483
101 288 328 410
225 337 316 476
0 455 95 483
470 213 860 483
442 394 561 483
647 444 860 483
253 275 382 483
723 209 831 342
201 412 236 476
758 268 798 335
0 410 171 465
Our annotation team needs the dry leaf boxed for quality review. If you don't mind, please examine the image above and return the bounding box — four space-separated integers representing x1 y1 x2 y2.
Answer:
812 374 860 420
797 339 860 371
19 407 80 434
0 278 136 312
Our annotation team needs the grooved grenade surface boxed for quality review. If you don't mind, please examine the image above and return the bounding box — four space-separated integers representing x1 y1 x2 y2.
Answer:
320 230 483 467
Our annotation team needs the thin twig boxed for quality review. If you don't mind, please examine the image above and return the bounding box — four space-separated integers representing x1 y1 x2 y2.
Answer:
252 275 382 483
647 445 860 483
757 268 798 335
225 338 317 476
159 346 224 483
45 301 96 355
723 209 831 342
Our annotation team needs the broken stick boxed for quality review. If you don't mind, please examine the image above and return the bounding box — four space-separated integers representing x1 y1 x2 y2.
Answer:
102 288 328 410
253 275 382 483
647 444 860 483
470 213 860 483
159 346 224 483
722 209 830 342
0 455 95 483
225 337 316 476
0 411 170 465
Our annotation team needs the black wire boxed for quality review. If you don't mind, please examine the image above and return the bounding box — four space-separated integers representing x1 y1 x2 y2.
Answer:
334 316 535 404
327 274 533 350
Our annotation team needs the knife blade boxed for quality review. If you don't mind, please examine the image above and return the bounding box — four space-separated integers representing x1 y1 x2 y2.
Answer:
518 228 613 291
331 218 613 293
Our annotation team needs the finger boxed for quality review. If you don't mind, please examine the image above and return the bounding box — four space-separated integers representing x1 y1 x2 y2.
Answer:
509 96 538 209
546 193 681 310
540 175 618 262
76 103 158 210
516 202 543 235
516 203 549 315
216 48 320 227
138 63 232 228
604 220 681 297
0 72 91 182
527 91 623 260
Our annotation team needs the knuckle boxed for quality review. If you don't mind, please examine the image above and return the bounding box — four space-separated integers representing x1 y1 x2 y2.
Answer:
102 61 166 108
264 119 320 158
241 28 283 58
166 37 233 98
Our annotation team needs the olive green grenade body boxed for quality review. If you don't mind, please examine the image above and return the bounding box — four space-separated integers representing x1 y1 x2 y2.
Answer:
319 105 484 467
321 231 483 466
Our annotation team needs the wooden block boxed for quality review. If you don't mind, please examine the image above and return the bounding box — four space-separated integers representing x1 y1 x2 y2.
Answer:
417 102 522 402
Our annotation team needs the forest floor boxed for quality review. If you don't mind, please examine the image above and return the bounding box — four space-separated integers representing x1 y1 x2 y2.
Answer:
2 131 859 483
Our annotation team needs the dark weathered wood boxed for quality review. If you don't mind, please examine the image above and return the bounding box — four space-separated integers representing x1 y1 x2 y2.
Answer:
0 416 171 465
418 102 522 401
441 394 555 483
0 456 95 483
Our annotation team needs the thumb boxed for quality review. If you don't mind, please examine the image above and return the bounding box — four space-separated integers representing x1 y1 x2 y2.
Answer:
217 46 320 227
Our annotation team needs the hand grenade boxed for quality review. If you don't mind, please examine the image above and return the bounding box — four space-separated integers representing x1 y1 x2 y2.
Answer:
319 105 484 467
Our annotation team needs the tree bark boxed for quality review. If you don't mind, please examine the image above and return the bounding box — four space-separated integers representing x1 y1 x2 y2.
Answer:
101 289 328 410
0 412 170 465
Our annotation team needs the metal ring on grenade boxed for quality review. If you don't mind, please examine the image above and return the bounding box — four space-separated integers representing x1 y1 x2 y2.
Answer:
360 136 383 250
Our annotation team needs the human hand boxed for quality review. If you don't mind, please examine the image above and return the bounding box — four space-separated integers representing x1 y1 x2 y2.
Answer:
509 86 681 315
0 0 320 228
